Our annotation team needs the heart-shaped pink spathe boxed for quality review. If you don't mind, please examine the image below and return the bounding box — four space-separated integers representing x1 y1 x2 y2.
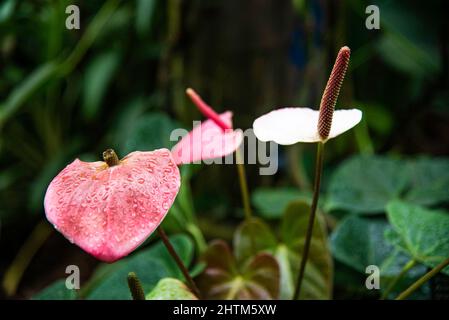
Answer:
171 111 243 165
171 88 243 165
44 148 180 263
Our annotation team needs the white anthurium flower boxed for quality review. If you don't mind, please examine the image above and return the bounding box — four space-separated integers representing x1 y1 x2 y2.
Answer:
253 107 362 145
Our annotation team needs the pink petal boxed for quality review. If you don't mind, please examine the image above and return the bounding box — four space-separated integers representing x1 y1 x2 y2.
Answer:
44 149 180 262
171 111 243 165
253 107 362 145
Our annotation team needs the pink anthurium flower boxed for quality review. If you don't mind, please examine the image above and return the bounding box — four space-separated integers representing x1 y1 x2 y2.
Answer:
171 88 243 165
44 148 180 262
253 47 362 145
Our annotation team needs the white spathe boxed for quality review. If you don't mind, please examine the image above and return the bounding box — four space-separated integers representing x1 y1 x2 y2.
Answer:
252 107 362 145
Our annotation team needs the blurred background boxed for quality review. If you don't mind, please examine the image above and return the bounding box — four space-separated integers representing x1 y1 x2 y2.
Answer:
0 0 448 299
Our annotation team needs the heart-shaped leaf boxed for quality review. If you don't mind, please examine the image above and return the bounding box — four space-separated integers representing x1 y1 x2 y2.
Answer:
85 234 194 299
327 156 449 214
403 158 449 206
331 215 431 299
196 240 279 299
281 201 332 299
233 217 277 263
330 215 426 277
146 278 198 300
234 201 332 299
32 279 77 300
326 155 408 214
386 201 449 275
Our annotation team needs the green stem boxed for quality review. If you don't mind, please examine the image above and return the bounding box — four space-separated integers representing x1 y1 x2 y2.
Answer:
157 227 201 298
354 119 374 155
395 257 449 300
288 144 311 190
235 149 257 255
2 221 52 296
186 223 207 253
236 149 253 220
293 142 325 300
381 259 416 300
59 0 120 75
127 272 146 300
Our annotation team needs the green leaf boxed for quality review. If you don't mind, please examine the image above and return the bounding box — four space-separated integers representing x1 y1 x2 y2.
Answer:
233 201 332 299
330 215 423 275
331 215 429 299
0 0 15 23
375 0 440 79
135 0 157 37
85 234 194 299
32 279 77 300
119 112 182 155
327 155 408 214
0 61 59 126
403 158 449 207
82 51 120 120
327 156 449 214
280 201 332 299
196 240 279 299
386 201 449 275
146 278 197 300
377 32 439 78
251 187 311 219
331 216 392 273
233 217 277 263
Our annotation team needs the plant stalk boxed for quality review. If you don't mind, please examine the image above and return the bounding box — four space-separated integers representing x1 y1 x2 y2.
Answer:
381 259 416 300
235 148 258 256
157 227 201 298
395 256 449 300
2 221 52 296
236 149 253 220
293 142 325 299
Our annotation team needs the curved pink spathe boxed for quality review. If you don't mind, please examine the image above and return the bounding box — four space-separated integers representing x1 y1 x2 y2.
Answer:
171 111 243 165
253 107 362 145
44 149 180 263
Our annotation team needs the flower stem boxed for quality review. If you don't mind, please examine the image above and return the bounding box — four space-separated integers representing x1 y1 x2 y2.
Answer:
127 272 146 300
236 149 253 220
157 227 201 298
186 222 207 253
395 257 449 300
381 259 416 300
293 142 325 300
